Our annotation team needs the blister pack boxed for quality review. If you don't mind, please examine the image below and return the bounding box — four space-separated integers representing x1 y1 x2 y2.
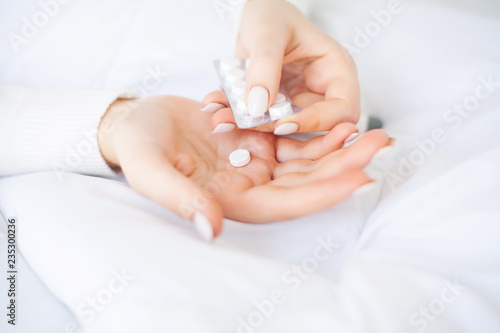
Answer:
213 58 301 129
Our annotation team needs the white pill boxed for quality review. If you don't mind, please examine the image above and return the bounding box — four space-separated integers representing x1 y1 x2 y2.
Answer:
274 93 286 104
236 95 247 109
229 149 251 167
225 68 245 83
220 58 241 72
269 102 293 117
231 80 246 95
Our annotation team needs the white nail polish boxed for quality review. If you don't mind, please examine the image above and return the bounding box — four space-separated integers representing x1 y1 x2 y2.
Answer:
212 123 236 134
372 145 395 160
353 182 377 196
201 103 225 113
193 212 214 242
343 132 360 145
247 86 269 117
274 122 299 136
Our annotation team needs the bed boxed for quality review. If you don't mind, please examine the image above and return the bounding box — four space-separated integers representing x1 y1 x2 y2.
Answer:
1 0 499 332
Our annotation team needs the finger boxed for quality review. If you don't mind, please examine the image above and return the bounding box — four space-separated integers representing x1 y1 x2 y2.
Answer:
290 92 324 109
275 49 360 133
205 91 275 132
211 107 236 131
201 91 229 113
281 65 308 96
118 145 224 240
247 122 276 132
243 25 290 116
275 98 357 133
273 160 314 179
270 172 312 187
225 171 371 223
275 122 358 162
210 107 276 133
316 129 389 171
273 129 389 180
202 90 229 107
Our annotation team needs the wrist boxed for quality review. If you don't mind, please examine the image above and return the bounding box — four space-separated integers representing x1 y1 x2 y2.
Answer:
98 98 137 168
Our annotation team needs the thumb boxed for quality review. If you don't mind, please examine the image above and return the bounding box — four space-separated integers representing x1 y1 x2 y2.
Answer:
244 27 289 117
119 146 224 241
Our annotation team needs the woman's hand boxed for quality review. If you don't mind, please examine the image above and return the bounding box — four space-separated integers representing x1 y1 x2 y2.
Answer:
98 96 389 240
204 0 360 135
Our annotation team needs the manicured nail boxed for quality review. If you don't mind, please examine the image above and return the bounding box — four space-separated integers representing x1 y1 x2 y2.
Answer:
353 181 377 196
193 212 214 242
212 123 236 134
274 122 299 136
201 103 225 113
372 145 394 160
344 132 360 144
247 85 269 117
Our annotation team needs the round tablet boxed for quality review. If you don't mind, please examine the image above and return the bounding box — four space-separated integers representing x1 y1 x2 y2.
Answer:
236 95 247 109
231 80 246 95
220 58 241 72
269 102 293 117
274 93 286 104
229 149 251 167
225 68 245 83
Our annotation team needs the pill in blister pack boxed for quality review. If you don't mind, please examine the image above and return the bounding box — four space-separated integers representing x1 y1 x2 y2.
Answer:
213 58 301 129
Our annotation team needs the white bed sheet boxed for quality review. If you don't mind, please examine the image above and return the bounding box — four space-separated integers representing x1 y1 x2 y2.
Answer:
1 0 500 332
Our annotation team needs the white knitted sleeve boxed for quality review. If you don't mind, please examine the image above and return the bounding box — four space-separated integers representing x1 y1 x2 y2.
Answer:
0 84 134 178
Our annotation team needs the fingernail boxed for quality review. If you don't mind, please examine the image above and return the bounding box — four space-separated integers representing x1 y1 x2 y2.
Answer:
343 132 360 145
193 212 214 242
353 181 377 196
247 85 269 117
274 122 299 136
388 137 397 145
201 103 225 113
372 145 395 160
212 123 236 134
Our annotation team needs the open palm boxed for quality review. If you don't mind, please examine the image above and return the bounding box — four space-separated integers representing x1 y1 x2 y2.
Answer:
101 95 390 238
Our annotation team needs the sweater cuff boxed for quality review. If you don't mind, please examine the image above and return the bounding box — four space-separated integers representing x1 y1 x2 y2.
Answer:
4 86 135 178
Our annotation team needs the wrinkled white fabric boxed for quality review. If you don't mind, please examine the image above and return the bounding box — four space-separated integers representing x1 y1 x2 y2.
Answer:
1 0 499 332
